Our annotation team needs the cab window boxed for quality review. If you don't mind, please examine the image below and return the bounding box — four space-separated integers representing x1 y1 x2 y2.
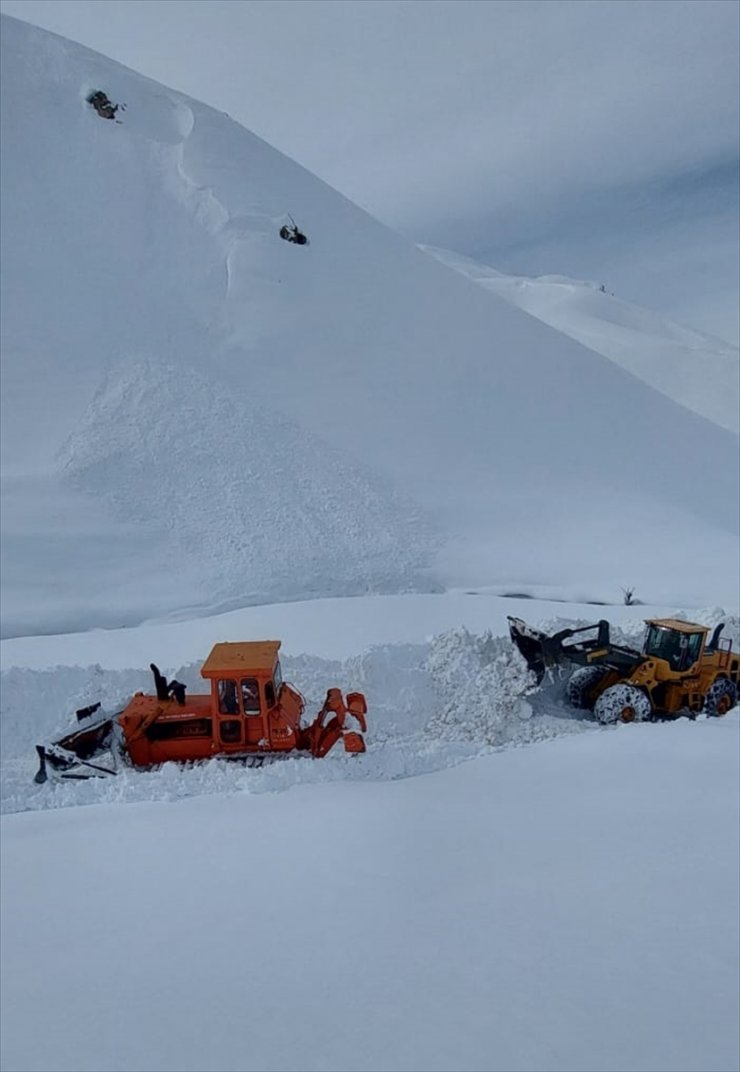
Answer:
644 626 702 671
217 679 239 715
273 660 283 693
241 678 261 716
264 680 276 709
681 632 703 670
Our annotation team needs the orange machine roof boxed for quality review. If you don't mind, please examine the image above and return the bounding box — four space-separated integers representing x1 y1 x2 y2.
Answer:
646 619 708 634
200 641 281 678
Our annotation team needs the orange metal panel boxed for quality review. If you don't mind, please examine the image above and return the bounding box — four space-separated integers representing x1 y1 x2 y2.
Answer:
200 641 281 678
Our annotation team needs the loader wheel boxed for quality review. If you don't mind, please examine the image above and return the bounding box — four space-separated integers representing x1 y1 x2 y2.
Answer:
703 678 737 717
567 666 610 709
594 684 651 725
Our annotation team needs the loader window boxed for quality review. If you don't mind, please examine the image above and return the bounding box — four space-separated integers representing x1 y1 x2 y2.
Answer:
265 680 276 709
644 626 680 667
644 627 702 671
218 679 239 715
680 632 703 670
241 678 261 716
274 661 283 693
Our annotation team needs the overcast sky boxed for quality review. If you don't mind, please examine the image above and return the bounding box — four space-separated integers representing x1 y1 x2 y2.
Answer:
2 0 738 344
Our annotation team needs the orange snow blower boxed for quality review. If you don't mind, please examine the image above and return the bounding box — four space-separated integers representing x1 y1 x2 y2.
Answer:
34 641 368 783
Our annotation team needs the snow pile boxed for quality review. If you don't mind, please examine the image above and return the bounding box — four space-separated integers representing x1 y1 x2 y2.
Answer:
58 357 436 611
1 13 738 637
425 627 538 745
422 244 740 434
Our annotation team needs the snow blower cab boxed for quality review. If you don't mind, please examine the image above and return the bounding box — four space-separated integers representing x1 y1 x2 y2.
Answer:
34 641 368 783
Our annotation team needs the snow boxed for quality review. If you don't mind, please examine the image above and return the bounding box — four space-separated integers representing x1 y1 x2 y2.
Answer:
3 711 738 1072
0 590 695 672
1 14 738 638
1 15 739 1072
421 245 740 435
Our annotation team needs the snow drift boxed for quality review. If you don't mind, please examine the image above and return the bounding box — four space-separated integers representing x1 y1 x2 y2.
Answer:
1 13 738 637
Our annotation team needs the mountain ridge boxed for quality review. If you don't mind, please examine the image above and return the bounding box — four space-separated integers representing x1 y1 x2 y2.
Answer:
421 244 739 434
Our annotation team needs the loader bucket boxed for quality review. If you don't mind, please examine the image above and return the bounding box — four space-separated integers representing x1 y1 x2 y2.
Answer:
507 617 552 681
507 615 614 682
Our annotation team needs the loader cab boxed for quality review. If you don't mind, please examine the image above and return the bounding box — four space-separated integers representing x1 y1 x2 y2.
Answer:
201 641 288 751
642 620 706 673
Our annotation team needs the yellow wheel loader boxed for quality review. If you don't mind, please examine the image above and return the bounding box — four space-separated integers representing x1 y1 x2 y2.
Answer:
508 616 738 724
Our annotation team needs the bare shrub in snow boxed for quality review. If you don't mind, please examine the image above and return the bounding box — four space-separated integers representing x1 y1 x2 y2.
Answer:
425 628 537 746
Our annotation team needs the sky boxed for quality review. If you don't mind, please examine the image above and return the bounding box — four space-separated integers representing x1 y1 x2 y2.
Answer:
1 0 739 344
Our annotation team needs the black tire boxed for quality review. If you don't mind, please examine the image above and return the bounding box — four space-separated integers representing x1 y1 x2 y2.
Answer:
594 683 652 725
567 666 610 709
703 677 737 717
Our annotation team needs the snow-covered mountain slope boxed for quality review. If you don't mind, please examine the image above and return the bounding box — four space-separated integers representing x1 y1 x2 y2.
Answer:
1 14 738 639
421 245 740 435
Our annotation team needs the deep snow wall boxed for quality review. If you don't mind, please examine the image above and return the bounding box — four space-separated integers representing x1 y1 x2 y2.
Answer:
3 608 736 816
